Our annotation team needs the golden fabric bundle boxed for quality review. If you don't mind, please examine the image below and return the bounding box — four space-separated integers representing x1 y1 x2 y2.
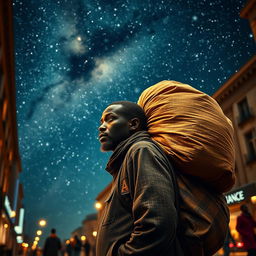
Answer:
138 80 235 193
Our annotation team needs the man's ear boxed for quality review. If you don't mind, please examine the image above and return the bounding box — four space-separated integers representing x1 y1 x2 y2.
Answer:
128 118 140 131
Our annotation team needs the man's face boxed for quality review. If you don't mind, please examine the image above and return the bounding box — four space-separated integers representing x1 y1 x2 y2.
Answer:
98 104 131 151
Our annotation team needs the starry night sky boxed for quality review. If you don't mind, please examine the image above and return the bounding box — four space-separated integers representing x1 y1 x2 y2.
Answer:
13 0 255 246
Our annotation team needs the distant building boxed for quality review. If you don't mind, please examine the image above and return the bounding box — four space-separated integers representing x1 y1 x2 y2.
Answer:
241 0 256 41
0 0 25 255
212 0 256 245
71 226 83 239
70 213 97 256
82 213 97 256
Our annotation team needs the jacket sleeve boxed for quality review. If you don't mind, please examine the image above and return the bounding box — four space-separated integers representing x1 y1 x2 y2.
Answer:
117 145 178 256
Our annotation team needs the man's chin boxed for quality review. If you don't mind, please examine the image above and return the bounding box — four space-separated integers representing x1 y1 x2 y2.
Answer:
100 143 113 152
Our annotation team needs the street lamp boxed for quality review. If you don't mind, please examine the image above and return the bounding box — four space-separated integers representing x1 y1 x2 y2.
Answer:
251 196 256 204
37 230 42 236
22 243 28 248
39 219 47 227
92 231 97 237
95 202 102 210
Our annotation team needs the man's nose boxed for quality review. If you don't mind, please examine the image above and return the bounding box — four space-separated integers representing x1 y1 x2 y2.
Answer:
98 122 106 131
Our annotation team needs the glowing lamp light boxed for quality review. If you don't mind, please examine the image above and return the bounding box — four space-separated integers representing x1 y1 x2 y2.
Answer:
37 230 42 236
229 243 234 248
39 219 47 227
237 242 244 248
251 196 256 204
95 202 102 210
92 231 97 237
17 236 23 243
22 243 29 248
81 235 86 241
66 240 70 245
11 211 16 218
4 224 8 229
77 36 82 41
35 237 40 241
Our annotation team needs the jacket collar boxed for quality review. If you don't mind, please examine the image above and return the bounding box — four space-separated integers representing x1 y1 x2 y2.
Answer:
106 131 151 176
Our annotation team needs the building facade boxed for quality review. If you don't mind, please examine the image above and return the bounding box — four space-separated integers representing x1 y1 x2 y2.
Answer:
0 0 25 255
212 0 256 245
82 213 98 256
70 213 98 256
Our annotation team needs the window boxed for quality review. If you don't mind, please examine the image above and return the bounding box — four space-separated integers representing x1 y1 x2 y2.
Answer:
0 88 5 118
245 129 256 164
0 65 4 118
0 65 3 91
238 98 253 125
2 99 7 121
0 158 4 188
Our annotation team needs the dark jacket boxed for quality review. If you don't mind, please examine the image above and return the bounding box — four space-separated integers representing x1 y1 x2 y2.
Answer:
43 234 61 256
96 131 183 256
236 213 256 250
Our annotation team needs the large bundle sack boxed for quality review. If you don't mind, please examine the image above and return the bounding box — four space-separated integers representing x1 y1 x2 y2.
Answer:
138 80 235 193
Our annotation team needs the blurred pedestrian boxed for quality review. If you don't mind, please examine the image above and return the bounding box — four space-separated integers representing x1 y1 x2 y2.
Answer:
60 240 67 256
83 239 90 256
32 248 37 256
223 227 236 256
43 228 61 256
65 240 73 256
72 235 82 256
236 204 256 256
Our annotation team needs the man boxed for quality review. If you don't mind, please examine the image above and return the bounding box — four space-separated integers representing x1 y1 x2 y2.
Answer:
96 101 182 256
72 235 82 256
236 204 256 256
83 238 91 256
43 228 61 256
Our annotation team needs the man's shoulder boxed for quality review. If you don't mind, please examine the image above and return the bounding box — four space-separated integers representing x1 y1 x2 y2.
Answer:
129 139 155 151
128 139 165 157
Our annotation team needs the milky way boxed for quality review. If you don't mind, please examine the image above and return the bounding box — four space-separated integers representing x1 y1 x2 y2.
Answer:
13 0 255 245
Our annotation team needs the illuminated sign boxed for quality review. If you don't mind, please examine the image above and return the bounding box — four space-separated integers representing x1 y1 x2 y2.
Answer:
225 183 256 205
225 190 245 204
15 208 25 234
17 236 23 243
4 196 14 221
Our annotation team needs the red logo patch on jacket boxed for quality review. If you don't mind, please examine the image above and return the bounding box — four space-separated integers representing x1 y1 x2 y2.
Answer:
121 178 129 195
